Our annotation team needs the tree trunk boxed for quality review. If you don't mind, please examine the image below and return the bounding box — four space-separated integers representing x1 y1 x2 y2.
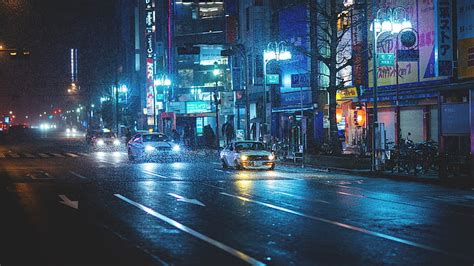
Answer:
308 0 319 153
328 0 342 155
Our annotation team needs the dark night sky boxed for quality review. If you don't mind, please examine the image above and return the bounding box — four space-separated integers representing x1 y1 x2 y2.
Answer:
0 0 118 124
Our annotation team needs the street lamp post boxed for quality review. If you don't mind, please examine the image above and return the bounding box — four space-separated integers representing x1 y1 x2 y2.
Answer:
213 65 221 149
370 6 411 171
263 42 292 140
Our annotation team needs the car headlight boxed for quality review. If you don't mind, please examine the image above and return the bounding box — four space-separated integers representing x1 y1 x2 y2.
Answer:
97 139 105 146
240 155 248 161
66 128 71 133
72 128 77 133
268 154 275 160
172 145 181 152
113 139 121 146
145 145 155 152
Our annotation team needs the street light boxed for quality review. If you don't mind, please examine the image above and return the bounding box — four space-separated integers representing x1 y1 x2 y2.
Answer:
370 6 411 171
263 41 292 140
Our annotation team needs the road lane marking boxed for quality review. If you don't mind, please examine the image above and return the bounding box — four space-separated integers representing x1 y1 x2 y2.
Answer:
9 153 20 158
24 153 35 158
114 194 265 266
65 153 80 157
274 191 330 204
78 152 90 156
38 153 50 158
337 191 365 198
69 171 87 180
0 153 5 158
51 153 65 158
220 192 468 260
58 194 78 209
214 169 234 174
142 170 168 179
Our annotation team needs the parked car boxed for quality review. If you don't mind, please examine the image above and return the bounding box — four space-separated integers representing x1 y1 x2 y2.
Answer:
220 141 275 170
127 132 181 161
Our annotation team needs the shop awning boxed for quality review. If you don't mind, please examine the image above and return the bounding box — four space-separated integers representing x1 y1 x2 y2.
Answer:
272 105 314 113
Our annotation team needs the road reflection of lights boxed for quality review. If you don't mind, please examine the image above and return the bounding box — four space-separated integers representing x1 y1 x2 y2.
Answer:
95 152 105 159
235 180 253 195
170 162 185 170
142 163 159 172
112 151 121 157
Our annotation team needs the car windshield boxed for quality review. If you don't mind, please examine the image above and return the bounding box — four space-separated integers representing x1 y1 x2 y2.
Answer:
234 142 265 151
142 134 168 142
101 132 116 138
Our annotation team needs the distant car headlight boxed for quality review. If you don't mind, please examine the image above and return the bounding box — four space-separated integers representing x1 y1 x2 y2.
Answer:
240 155 248 161
172 145 181 152
145 145 155 152
66 128 71 133
72 128 77 133
113 139 121 146
268 154 275 160
97 139 105 146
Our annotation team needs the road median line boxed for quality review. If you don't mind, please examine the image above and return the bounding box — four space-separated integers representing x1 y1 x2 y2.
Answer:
114 194 266 266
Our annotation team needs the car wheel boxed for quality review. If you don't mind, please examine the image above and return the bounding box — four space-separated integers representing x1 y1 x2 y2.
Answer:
234 160 242 170
222 159 228 169
128 149 135 161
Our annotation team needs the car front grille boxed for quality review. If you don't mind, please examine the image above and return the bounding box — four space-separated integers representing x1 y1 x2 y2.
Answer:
247 155 268 161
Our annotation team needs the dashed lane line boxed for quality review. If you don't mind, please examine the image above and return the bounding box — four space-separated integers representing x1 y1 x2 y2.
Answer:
65 153 80 157
38 153 50 158
51 153 65 158
114 194 266 266
9 153 20 158
69 171 87 180
24 153 36 158
142 170 169 179
220 192 470 261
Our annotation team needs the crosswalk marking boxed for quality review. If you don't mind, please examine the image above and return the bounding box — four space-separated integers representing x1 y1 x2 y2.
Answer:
0 152 90 159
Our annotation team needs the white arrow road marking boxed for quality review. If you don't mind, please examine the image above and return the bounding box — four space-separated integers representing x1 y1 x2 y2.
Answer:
168 193 205 207
114 194 265 266
58 195 78 210
220 192 470 261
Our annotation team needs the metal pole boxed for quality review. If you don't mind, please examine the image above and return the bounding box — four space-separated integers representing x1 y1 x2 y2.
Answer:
371 4 379 171
153 85 157 131
115 85 119 135
215 81 220 150
263 58 267 139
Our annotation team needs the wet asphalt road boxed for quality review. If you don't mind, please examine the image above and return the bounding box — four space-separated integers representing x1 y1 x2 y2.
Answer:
0 131 473 265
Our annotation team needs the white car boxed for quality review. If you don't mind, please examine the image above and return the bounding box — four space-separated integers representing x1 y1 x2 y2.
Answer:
127 132 181 161
220 141 275 170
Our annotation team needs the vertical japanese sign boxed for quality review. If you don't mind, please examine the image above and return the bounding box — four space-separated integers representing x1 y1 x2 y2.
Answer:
352 3 368 88
458 0 474 79
145 0 156 119
435 0 453 76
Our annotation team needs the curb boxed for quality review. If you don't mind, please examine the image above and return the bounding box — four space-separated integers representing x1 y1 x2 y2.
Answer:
279 161 474 190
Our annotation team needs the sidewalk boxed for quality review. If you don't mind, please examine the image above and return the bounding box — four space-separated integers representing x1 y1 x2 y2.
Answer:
280 154 474 189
